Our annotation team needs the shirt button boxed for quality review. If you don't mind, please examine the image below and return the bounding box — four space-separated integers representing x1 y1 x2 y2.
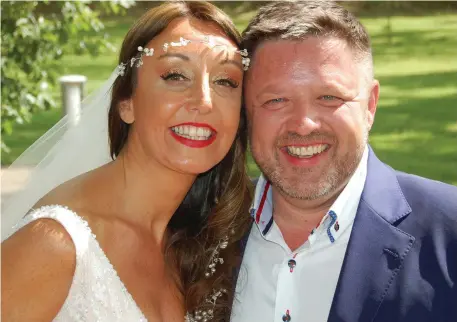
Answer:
334 221 340 232
288 259 296 269
282 311 291 321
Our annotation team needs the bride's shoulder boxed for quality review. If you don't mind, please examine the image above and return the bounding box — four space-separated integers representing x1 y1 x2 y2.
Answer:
31 169 102 224
3 204 80 272
1 206 77 321
3 176 96 281
34 169 92 208
3 205 77 258
33 163 110 213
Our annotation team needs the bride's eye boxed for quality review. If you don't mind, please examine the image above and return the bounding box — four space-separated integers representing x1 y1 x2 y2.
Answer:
214 77 239 89
160 71 189 82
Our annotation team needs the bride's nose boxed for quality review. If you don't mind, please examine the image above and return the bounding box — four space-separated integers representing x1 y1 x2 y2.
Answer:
187 75 213 114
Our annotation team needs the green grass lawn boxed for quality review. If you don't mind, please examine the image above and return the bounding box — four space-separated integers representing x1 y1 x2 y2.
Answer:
365 14 457 186
3 13 457 185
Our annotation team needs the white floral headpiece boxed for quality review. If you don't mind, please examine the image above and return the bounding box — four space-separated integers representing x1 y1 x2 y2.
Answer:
116 36 250 76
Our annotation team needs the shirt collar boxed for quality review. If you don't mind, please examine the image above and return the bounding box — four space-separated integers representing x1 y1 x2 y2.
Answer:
250 146 369 243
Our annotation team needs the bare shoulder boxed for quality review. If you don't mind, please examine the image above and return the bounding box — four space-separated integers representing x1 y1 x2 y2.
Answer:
33 171 89 210
1 164 117 321
1 217 76 321
33 163 112 212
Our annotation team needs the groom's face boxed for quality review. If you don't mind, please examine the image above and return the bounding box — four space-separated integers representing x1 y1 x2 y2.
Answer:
244 37 379 200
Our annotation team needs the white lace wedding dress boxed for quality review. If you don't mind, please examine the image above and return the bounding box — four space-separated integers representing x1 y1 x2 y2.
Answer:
11 205 148 321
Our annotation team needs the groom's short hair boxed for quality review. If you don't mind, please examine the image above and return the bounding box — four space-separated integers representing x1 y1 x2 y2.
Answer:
242 1 373 73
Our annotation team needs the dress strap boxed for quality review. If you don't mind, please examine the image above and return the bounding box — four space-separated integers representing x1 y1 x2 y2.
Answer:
13 204 95 260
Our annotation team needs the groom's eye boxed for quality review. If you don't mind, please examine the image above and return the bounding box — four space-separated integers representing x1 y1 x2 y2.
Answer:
264 97 288 105
261 97 289 110
321 95 337 100
318 94 344 107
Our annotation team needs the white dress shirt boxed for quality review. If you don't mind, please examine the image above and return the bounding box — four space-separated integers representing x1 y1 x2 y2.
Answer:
231 147 368 322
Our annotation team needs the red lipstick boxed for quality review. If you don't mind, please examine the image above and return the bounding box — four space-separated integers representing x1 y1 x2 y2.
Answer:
170 122 217 148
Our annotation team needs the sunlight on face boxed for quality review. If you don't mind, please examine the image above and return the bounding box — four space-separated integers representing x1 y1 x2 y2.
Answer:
122 18 244 175
245 37 378 200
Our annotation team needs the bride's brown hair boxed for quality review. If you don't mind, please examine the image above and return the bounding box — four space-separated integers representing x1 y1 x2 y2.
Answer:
108 1 252 319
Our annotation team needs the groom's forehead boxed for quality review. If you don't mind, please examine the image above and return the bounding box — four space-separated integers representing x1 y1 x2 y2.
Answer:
252 38 348 62
247 39 351 80
243 41 361 100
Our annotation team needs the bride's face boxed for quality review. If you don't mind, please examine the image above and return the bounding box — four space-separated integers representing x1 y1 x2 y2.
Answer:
120 17 243 175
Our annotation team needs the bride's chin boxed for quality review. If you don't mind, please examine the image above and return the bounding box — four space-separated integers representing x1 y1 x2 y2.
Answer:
171 161 216 175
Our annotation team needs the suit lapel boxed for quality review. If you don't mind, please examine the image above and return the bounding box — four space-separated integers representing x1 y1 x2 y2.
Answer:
328 147 415 322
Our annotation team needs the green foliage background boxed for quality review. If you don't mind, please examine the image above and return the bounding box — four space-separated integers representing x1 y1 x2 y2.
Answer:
1 1 132 152
1 1 456 185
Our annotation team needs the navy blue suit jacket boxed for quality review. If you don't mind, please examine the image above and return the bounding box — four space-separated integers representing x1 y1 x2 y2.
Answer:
241 148 457 322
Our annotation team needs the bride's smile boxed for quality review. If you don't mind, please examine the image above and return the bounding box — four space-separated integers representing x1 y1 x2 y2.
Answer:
2 2 252 322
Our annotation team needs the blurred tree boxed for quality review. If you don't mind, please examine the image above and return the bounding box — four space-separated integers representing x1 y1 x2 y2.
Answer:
1 0 133 153
341 1 457 16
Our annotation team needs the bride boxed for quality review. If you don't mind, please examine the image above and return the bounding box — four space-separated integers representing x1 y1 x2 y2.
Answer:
1 2 252 321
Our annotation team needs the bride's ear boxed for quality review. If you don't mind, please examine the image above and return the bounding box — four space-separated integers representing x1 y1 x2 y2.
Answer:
119 99 135 124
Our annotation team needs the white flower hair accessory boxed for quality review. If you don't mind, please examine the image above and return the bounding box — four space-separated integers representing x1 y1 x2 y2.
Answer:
185 288 228 322
184 227 235 322
115 36 250 76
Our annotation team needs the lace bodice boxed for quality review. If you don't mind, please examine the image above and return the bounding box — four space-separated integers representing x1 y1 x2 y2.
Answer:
12 205 148 322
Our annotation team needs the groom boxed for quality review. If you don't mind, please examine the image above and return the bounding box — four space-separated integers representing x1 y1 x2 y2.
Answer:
232 1 457 321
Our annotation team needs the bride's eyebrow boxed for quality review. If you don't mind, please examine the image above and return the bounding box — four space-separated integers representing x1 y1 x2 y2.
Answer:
158 53 189 61
220 58 243 71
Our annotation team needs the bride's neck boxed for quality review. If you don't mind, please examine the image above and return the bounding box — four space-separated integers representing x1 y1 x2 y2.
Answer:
106 149 196 243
